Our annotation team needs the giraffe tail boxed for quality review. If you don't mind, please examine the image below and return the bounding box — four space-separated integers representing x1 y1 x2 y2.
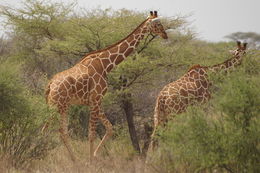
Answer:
45 82 51 104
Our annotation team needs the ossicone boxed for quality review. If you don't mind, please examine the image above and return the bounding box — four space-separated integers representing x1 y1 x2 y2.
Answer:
149 10 158 18
154 11 158 17
236 41 248 50
243 42 248 49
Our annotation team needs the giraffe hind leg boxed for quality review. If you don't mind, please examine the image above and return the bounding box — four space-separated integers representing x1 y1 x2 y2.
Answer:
147 127 158 155
59 107 76 162
93 111 113 157
88 107 98 161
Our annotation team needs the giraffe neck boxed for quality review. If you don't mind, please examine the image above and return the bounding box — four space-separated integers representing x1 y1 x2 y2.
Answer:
80 19 150 74
207 53 244 73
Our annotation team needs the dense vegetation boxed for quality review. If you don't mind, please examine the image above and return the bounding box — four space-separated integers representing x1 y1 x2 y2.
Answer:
0 0 259 172
150 54 260 173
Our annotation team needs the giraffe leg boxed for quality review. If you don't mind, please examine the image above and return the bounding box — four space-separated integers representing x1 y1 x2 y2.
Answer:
93 111 113 157
147 111 161 153
59 109 76 162
146 111 167 165
144 128 157 173
88 105 98 161
147 127 158 154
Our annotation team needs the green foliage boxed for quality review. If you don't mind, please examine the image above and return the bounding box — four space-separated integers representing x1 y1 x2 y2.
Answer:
107 124 137 157
225 32 260 49
2 1 259 171
0 1 191 149
0 60 56 168
1 0 188 92
68 105 89 139
154 54 260 173
0 62 28 122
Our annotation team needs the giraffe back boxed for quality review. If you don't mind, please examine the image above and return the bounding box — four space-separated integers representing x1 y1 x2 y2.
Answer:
46 59 108 108
154 66 211 126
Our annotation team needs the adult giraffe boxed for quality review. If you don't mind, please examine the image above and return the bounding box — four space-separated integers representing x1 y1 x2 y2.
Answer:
149 41 247 151
45 11 168 161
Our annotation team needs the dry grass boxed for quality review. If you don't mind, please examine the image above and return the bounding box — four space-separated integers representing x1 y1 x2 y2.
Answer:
0 154 24 173
0 138 161 173
34 141 144 173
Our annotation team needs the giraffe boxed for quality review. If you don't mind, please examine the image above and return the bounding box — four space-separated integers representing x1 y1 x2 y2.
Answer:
45 11 168 161
148 41 247 151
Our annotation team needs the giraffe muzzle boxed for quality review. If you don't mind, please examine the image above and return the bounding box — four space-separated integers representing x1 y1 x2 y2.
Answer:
161 32 168 39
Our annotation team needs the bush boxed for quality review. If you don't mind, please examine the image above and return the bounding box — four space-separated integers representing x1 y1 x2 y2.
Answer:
153 54 260 173
0 60 56 169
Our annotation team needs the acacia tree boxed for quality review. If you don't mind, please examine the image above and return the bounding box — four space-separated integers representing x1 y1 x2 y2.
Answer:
0 0 192 153
226 32 260 49
106 27 194 153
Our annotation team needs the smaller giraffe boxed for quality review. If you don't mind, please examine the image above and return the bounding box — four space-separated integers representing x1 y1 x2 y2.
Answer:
149 41 247 150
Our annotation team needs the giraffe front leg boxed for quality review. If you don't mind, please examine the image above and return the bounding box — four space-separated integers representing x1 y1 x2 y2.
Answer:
93 110 113 157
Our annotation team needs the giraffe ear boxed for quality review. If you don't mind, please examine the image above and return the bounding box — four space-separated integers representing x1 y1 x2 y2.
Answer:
154 11 158 17
150 11 153 17
236 41 242 49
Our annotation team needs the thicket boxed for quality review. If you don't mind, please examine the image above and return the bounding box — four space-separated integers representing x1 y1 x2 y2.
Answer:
0 0 192 154
0 60 56 168
153 52 260 173
0 0 259 172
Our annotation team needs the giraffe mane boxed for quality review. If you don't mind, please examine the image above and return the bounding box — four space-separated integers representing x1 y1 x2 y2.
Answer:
209 49 244 69
188 64 202 72
81 18 150 58
209 59 229 69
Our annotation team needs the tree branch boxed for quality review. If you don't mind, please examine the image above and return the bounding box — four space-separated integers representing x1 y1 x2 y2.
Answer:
137 34 156 54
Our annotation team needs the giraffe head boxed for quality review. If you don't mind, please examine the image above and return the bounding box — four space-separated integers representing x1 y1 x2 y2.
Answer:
146 11 168 39
229 41 247 56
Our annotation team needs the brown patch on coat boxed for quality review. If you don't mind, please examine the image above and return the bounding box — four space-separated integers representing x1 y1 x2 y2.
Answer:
119 42 128 53
201 80 208 88
130 40 136 46
101 59 111 68
92 59 103 74
76 82 83 90
67 76 76 85
195 80 201 88
110 54 117 62
180 88 188 97
115 55 124 65
126 35 135 42
106 64 114 72
99 51 110 58
77 90 84 97
124 47 134 56
110 46 118 54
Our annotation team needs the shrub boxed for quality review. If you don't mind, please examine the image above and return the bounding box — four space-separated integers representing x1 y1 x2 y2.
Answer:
0 60 56 169
153 54 260 173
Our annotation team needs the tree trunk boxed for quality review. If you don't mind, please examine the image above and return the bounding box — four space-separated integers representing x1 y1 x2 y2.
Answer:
121 92 141 153
142 122 153 155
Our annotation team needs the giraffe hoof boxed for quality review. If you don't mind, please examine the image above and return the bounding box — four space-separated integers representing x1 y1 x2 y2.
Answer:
93 151 98 157
89 155 98 164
